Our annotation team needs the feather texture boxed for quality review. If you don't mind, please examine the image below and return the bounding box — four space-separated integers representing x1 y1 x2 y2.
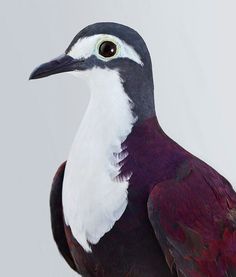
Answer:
148 159 236 276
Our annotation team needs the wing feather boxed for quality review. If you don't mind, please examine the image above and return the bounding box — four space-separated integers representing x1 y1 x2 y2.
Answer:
148 160 236 277
50 162 77 271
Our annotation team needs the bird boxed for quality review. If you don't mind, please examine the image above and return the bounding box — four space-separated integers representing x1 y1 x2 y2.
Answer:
29 22 236 277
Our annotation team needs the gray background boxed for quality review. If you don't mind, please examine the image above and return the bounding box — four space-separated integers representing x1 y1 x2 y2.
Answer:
1 0 236 276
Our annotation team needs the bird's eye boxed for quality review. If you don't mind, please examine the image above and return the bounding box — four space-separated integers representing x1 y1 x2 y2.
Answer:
99 41 117 58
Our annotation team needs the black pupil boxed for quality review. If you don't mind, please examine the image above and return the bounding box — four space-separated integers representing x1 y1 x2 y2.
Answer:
99 41 117 58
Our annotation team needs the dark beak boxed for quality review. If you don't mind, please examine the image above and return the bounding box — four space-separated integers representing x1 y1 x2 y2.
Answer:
29 54 81 80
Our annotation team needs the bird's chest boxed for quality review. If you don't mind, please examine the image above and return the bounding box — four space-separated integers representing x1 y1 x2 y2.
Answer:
63 128 129 248
62 89 135 251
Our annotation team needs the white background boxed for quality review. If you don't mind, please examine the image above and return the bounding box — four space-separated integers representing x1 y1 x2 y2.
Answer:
1 0 236 276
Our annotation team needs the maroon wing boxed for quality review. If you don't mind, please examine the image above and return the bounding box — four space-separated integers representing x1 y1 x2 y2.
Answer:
147 160 236 277
50 162 77 271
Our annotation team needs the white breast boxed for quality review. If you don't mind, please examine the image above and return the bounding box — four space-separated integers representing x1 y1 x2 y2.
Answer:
62 68 136 252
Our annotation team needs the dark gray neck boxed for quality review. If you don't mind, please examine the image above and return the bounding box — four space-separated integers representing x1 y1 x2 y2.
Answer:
118 59 156 124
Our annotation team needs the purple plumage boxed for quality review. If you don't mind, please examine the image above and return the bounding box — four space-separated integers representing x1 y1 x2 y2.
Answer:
51 116 236 276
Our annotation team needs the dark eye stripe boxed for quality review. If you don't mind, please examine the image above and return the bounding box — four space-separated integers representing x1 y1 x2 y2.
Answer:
99 41 117 58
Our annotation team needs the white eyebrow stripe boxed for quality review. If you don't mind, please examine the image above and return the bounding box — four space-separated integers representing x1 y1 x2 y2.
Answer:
68 35 98 60
119 38 144 66
67 34 143 66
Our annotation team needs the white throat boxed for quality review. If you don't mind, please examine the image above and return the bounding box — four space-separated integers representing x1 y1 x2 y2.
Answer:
62 68 136 252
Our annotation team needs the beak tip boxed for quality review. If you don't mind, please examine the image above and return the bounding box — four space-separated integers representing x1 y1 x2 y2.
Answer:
29 68 41 80
28 74 33 80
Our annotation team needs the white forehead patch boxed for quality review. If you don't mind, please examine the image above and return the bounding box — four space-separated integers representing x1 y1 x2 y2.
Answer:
67 34 143 66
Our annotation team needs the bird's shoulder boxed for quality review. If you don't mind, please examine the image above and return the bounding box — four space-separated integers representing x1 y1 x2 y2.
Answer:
50 161 77 272
147 158 236 276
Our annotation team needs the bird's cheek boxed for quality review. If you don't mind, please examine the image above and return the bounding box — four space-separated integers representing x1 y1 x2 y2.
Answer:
69 70 90 80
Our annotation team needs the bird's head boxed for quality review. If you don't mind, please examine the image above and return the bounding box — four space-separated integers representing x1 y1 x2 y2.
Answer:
30 22 155 122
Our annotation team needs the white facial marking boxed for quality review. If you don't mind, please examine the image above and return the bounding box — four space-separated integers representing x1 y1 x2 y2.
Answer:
67 34 143 66
62 68 137 252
